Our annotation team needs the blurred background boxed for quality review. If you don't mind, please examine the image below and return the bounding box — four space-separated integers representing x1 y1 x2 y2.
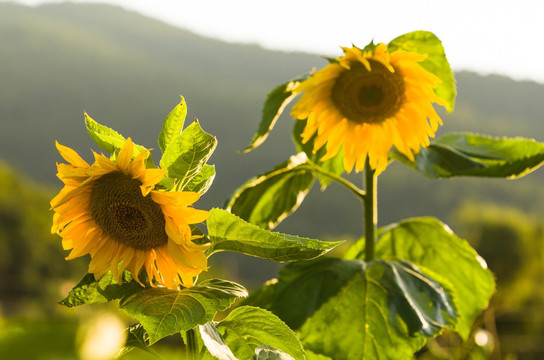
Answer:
0 1 543 359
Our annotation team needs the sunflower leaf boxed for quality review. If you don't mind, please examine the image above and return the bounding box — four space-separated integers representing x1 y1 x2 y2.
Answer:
226 153 314 230
119 278 247 345
116 323 158 359
206 208 341 261
84 112 151 160
388 30 456 112
345 217 495 339
292 119 345 188
158 95 188 153
184 164 216 195
244 258 457 360
159 120 217 190
254 346 296 360
58 272 143 307
205 306 305 360
391 132 544 179
242 73 311 152
199 323 238 360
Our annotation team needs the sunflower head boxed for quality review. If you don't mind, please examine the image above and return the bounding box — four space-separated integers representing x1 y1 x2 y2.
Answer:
291 43 446 174
50 138 210 289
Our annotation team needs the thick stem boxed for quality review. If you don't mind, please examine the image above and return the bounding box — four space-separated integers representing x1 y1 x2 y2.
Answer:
363 160 377 262
185 328 199 360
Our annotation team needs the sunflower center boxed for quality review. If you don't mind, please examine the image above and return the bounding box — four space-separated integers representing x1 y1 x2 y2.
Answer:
331 60 405 124
90 172 168 250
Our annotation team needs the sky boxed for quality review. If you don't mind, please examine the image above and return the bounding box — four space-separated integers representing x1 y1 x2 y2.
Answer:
12 0 544 84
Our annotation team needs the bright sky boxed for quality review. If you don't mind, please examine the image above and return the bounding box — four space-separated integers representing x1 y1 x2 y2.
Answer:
13 0 544 84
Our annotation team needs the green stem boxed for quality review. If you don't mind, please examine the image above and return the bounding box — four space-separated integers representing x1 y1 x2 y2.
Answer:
306 160 366 201
363 160 377 262
185 328 199 360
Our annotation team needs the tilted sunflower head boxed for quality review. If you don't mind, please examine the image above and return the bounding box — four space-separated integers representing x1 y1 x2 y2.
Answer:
291 43 445 174
50 138 209 289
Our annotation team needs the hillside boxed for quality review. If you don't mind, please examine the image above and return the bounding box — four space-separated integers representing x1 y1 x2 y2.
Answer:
1 2 543 239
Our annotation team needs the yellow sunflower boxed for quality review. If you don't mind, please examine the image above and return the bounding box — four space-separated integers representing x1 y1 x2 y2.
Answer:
50 138 209 289
291 43 445 174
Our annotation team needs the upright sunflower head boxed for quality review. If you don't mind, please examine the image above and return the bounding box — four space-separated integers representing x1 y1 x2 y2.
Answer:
51 138 209 289
291 43 445 174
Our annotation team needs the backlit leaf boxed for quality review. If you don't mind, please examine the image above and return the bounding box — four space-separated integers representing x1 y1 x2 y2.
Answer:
388 31 456 112
391 132 544 179
84 113 150 160
213 306 305 360
158 95 187 153
353 217 496 338
242 73 310 152
184 164 216 195
226 153 314 230
207 208 341 262
59 272 142 307
199 323 237 360
159 120 217 189
245 258 457 360
119 278 247 344
254 346 296 360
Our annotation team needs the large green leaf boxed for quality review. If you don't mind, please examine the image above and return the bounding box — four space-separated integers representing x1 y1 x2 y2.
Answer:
242 73 310 152
345 217 495 339
158 95 187 153
292 119 344 188
84 113 150 160
245 258 457 360
159 120 217 189
59 272 143 307
206 208 341 262
388 31 456 111
226 153 315 230
391 132 544 179
119 278 247 345
204 306 305 360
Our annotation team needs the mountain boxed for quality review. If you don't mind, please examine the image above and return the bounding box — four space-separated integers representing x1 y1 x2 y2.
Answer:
1 1 543 239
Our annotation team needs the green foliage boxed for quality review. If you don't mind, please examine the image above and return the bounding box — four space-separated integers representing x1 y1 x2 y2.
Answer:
59 272 142 307
120 279 247 344
392 133 544 178
85 112 150 161
292 119 344 188
388 30 456 112
158 95 187 153
227 153 314 229
159 120 217 190
207 208 342 261
201 306 305 360
253 346 296 360
183 163 216 194
245 257 457 359
243 73 310 152
346 217 496 338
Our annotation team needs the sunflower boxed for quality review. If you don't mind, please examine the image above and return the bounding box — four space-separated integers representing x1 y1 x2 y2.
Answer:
50 138 209 289
291 43 445 174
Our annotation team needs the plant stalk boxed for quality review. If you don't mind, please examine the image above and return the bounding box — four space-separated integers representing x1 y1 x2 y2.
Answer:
185 328 199 360
363 160 377 262
306 160 366 200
